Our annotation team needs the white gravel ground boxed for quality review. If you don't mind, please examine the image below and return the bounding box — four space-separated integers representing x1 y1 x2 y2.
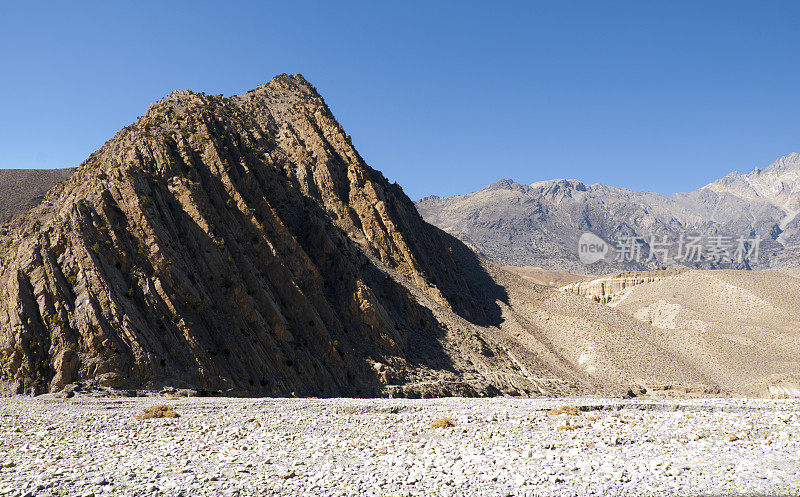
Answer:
1 396 799 496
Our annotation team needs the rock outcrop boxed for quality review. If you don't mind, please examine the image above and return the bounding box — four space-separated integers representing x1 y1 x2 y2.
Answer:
0 75 508 396
560 271 684 304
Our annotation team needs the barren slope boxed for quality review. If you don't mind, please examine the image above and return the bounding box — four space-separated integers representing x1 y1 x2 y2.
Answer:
610 270 800 396
560 270 800 397
490 267 712 396
0 168 75 223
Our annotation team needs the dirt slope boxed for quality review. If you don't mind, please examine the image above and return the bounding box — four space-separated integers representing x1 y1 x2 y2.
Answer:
610 270 800 397
0 168 75 223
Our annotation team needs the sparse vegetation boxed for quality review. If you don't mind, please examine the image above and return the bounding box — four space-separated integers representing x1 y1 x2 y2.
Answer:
136 404 180 420
429 417 455 428
548 405 579 416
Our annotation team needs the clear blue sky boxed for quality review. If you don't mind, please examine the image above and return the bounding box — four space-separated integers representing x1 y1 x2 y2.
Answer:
2 1 799 199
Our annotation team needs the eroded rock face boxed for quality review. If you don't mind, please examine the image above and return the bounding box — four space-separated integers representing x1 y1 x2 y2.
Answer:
560 271 684 304
0 75 502 396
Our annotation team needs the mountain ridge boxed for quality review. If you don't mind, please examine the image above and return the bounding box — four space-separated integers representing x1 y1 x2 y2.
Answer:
416 153 800 274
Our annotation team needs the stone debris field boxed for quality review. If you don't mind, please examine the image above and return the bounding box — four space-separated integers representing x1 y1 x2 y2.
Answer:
1 396 799 496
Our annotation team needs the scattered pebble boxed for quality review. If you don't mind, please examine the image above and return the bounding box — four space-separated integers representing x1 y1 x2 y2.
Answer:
1 397 798 496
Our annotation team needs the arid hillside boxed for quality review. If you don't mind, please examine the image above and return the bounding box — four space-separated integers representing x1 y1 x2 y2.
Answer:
611 270 800 397
563 269 800 397
0 168 75 223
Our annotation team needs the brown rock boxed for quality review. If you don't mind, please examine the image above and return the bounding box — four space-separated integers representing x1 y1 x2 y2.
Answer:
0 75 521 396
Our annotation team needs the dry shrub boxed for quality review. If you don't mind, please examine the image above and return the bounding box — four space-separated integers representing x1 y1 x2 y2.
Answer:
136 404 180 420
429 417 455 428
548 405 579 416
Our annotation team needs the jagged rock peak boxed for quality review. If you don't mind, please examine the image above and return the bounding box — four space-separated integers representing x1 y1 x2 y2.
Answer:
484 179 519 190
0 74 497 396
759 152 800 173
530 179 588 193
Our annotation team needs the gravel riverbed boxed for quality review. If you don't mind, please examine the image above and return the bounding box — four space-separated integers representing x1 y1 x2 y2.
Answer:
1 396 799 496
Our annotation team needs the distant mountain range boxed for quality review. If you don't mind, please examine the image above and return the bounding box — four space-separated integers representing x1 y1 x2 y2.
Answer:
416 153 800 275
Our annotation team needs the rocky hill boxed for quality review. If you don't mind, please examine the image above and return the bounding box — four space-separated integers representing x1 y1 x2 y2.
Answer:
416 154 800 275
0 74 532 396
0 168 75 223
